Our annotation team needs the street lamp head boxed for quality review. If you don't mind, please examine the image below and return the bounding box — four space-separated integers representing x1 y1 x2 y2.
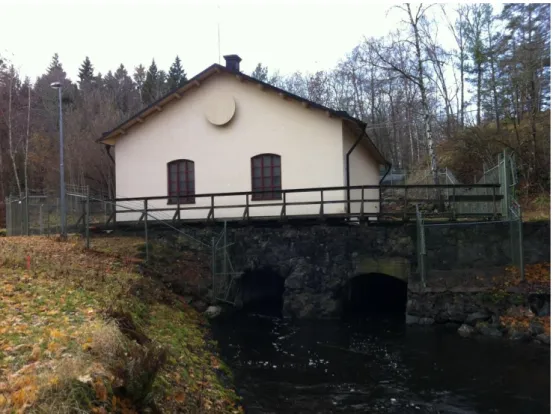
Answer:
50 81 62 89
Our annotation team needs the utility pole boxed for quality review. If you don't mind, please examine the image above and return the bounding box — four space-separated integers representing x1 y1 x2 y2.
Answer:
51 82 66 239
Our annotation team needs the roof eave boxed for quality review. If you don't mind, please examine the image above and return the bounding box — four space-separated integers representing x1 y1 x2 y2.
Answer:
97 63 372 145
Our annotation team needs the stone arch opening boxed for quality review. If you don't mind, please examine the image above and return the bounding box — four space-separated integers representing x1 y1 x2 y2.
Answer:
239 267 284 316
342 273 407 316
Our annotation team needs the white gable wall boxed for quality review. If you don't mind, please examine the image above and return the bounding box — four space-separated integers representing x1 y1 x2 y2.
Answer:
114 72 361 221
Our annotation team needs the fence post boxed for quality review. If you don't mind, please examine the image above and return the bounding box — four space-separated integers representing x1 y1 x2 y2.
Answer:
39 205 44 235
24 188 29 236
518 210 524 282
85 186 90 249
144 199 149 262
211 236 216 301
5 197 10 236
223 220 228 282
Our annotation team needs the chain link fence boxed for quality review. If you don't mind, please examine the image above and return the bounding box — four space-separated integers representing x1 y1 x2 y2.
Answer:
5 187 239 305
5 187 114 237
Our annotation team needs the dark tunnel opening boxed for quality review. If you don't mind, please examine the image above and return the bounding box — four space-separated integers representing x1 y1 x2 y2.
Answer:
342 273 407 317
240 267 285 317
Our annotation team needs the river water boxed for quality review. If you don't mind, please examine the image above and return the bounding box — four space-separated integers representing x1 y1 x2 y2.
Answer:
212 314 550 414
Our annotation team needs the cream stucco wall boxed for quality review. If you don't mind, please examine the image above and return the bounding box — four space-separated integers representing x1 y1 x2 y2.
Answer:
342 124 381 218
114 72 379 221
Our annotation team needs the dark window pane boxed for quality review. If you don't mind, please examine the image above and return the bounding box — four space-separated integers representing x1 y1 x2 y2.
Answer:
263 166 271 176
188 170 194 180
264 177 272 187
253 178 261 189
263 155 272 165
253 167 261 178
253 157 262 167
273 176 281 186
273 166 281 176
273 157 280 166
170 163 178 174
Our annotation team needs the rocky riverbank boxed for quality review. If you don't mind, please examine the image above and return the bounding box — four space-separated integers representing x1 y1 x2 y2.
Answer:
407 290 550 345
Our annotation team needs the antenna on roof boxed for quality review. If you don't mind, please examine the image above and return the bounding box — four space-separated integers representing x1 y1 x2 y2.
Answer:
217 4 221 64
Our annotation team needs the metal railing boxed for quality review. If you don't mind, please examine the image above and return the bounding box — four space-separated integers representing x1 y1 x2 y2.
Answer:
111 183 503 225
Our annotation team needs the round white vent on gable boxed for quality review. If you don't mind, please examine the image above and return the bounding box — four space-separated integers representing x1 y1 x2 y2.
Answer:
204 95 236 126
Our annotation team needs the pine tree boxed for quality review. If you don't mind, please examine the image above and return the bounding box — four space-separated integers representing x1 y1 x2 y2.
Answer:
167 56 187 90
251 63 269 82
142 59 158 105
158 70 170 97
47 53 63 74
133 64 146 103
78 56 94 85
115 63 128 80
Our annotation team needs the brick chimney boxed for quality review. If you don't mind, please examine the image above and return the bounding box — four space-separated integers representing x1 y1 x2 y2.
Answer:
223 54 242 72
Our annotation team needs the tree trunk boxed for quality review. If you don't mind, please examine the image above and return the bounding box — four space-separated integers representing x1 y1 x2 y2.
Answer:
460 27 465 128
408 4 439 185
7 70 22 196
487 21 500 132
24 84 31 195
476 63 482 125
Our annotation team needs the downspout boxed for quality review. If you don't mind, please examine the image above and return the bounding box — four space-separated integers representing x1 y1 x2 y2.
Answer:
346 127 392 216
346 129 367 215
104 145 115 164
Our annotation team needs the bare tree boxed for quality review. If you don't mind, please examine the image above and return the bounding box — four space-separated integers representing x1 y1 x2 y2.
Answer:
373 4 440 184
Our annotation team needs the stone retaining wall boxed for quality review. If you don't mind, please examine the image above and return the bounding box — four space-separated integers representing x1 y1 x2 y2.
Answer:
140 220 549 319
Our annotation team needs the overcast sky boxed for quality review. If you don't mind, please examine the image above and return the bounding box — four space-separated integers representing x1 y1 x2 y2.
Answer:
0 0 474 82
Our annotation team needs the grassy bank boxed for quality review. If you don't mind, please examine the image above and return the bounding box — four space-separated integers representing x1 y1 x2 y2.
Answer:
0 236 241 413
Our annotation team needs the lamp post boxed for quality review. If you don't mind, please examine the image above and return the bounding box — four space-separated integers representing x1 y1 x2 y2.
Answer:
50 81 66 239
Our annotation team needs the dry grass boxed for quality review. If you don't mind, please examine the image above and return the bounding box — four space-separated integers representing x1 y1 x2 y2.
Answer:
0 236 241 413
521 193 550 222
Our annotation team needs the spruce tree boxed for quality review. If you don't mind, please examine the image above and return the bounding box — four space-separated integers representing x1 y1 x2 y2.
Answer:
167 56 187 90
142 59 158 105
78 56 94 85
48 53 63 74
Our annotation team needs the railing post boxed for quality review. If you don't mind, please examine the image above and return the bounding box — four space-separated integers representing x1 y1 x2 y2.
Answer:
451 186 456 221
207 195 215 221
280 192 286 220
244 194 250 220
319 189 324 218
85 186 90 249
492 186 497 218
360 187 365 222
403 187 408 221
144 199 149 262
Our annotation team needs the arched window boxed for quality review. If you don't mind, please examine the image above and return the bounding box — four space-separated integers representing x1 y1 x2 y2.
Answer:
167 159 195 204
251 154 281 200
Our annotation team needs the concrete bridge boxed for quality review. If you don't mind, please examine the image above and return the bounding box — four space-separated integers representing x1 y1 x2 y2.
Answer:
161 220 549 319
